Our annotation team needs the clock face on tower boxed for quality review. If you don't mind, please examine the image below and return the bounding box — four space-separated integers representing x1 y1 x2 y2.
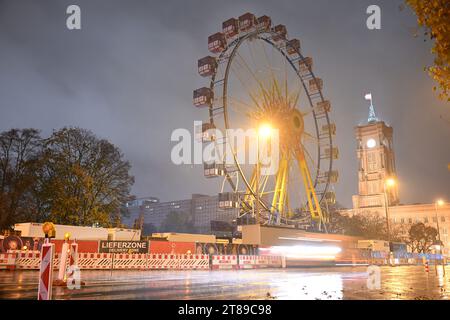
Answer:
366 138 376 149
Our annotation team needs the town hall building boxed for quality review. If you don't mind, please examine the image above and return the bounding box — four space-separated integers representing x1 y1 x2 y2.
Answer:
341 96 450 251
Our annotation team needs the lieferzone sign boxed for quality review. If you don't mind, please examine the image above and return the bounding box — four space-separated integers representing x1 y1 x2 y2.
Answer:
99 241 148 254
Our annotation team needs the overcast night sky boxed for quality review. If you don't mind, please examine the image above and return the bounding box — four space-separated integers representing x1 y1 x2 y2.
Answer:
0 0 449 208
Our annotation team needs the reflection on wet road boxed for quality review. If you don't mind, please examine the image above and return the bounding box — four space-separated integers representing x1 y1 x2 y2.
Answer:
1 266 449 300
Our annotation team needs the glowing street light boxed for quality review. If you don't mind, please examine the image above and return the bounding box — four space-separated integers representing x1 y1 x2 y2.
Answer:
258 124 273 139
434 199 446 275
435 199 445 243
385 178 396 188
383 177 397 243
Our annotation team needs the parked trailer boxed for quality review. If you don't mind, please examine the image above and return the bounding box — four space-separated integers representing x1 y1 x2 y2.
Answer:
148 233 258 255
357 240 390 253
13 222 141 241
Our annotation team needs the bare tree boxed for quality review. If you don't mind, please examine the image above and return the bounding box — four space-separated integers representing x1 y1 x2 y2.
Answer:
0 129 42 229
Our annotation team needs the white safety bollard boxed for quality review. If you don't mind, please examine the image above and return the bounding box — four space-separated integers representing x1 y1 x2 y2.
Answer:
281 255 287 269
54 233 71 286
57 236 70 282
66 241 83 289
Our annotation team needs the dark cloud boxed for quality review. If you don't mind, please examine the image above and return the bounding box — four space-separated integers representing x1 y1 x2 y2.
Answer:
0 0 449 207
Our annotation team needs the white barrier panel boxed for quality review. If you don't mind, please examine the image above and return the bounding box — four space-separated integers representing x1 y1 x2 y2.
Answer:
0 253 16 270
178 254 209 270
14 252 41 270
8 251 63 270
255 255 282 268
211 255 238 270
112 254 147 270
147 254 179 269
238 255 257 269
78 253 112 269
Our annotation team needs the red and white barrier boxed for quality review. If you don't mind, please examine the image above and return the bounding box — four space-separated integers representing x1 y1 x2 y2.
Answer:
238 255 282 269
112 254 147 270
211 255 238 270
78 253 112 269
0 253 16 270
178 254 209 270
38 242 54 300
9 251 284 271
255 255 282 268
147 254 179 269
14 251 41 270
238 255 257 269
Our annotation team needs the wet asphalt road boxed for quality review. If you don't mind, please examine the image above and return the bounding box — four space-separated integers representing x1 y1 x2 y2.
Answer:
0 265 449 300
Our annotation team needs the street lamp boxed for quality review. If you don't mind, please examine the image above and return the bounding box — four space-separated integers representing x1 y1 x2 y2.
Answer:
434 199 445 275
256 124 273 224
435 200 444 242
383 178 396 242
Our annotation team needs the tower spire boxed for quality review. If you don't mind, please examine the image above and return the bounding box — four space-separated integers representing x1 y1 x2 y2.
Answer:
365 92 379 123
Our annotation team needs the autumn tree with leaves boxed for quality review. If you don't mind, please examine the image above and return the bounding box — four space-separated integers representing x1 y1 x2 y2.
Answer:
405 0 450 101
407 222 438 253
0 127 134 229
329 211 406 242
42 128 135 226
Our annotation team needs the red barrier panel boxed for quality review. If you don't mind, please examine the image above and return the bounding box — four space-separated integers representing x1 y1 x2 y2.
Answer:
178 254 209 270
149 241 196 254
0 253 16 270
51 240 99 253
147 254 179 269
211 255 238 270
238 255 257 269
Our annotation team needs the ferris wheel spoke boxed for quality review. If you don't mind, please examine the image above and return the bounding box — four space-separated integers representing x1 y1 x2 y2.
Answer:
257 38 285 102
245 40 264 83
300 142 319 176
232 53 286 118
234 51 271 100
230 64 266 114
303 131 319 144
228 96 257 119
283 51 289 105
289 89 301 110
258 37 277 90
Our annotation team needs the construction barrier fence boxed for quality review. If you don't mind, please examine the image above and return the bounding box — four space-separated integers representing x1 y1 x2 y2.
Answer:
2 252 278 270
1 251 447 271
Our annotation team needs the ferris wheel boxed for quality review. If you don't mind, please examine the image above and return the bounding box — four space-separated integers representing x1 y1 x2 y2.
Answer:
193 13 338 231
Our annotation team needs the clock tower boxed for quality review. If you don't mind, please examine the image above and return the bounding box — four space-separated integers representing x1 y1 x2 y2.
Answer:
352 96 399 209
